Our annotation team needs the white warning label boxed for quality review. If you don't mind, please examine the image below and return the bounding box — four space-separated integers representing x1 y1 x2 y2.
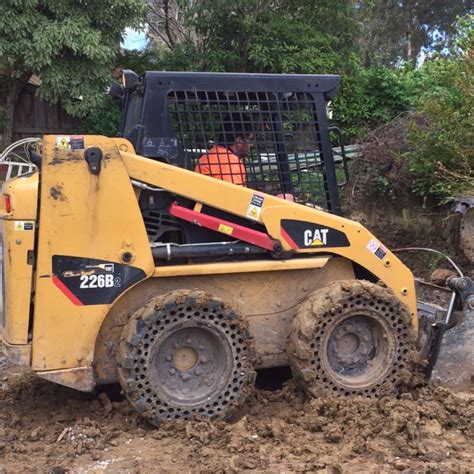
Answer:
246 193 264 221
367 238 387 260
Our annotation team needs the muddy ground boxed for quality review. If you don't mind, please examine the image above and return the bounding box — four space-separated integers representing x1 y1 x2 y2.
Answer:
1 209 474 472
1 351 473 473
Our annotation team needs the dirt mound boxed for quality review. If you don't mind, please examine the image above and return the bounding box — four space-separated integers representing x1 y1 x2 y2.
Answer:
1 351 472 473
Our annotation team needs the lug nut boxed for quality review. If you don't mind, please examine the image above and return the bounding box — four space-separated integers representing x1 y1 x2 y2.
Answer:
467 296 474 310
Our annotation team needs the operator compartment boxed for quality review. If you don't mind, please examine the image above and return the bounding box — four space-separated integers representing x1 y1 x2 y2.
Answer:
0 172 38 360
119 72 351 257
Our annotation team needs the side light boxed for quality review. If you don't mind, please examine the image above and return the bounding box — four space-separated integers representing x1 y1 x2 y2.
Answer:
4 195 11 213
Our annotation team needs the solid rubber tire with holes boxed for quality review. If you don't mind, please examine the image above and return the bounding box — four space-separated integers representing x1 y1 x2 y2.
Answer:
288 280 417 398
117 290 255 425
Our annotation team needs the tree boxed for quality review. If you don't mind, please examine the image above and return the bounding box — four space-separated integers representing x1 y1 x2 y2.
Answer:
147 0 200 49
356 0 472 66
0 0 145 147
147 0 357 73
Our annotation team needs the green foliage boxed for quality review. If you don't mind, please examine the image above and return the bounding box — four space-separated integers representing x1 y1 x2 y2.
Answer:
407 34 474 200
356 0 472 65
352 15 473 203
333 64 414 138
79 95 121 136
146 2 472 203
151 0 358 75
117 49 159 75
0 0 145 118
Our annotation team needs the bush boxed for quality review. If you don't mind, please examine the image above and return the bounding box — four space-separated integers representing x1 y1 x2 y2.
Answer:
353 113 415 202
407 33 473 200
79 95 121 137
334 65 414 140
352 16 473 203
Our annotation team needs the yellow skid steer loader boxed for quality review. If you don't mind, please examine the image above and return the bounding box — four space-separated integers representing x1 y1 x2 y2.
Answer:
0 71 472 425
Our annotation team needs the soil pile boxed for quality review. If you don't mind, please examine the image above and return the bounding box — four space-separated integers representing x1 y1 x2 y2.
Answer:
1 352 472 473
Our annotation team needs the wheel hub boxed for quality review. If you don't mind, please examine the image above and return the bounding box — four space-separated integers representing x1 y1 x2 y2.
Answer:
173 346 198 371
328 318 374 371
325 314 391 385
149 326 234 405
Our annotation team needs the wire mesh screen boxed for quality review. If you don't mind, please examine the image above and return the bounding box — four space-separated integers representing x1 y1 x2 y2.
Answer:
167 90 329 208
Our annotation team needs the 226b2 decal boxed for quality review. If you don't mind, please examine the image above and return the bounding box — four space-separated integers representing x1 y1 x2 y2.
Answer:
281 219 350 249
52 256 146 305
79 273 120 289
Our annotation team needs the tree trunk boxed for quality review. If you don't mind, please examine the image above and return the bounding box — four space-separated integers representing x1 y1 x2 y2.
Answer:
406 30 413 62
403 0 418 66
0 77 27 150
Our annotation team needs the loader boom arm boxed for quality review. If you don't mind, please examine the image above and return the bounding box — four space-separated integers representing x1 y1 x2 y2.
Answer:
119 147 418 326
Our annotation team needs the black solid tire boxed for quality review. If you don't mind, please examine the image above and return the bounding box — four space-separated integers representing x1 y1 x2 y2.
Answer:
288 280 417 398
117 290 255 425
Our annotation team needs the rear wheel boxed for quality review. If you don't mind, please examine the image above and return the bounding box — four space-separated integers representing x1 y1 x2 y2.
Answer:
288 280 417 398
117 290 255 425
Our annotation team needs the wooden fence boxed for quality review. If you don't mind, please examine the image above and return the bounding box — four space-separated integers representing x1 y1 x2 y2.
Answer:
10 84 82 142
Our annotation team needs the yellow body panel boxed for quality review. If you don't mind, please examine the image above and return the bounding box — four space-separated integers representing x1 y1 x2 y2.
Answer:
1 173 39 219
1 220 36 344
31 136 155 370
0 174 38 345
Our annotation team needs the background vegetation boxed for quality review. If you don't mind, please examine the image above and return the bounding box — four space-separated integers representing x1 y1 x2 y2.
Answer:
0 0 472 203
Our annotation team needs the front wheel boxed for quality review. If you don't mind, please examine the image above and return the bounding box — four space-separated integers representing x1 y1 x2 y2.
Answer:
117 290 255 425
288 280 417 398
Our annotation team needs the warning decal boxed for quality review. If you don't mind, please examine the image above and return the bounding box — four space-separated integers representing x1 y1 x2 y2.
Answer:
246 193 264 221
367 238 387 260
56 135 85 150
14 221 35 231
218 223 234 235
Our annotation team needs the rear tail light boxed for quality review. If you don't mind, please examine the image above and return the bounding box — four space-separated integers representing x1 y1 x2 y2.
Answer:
4 195 11 213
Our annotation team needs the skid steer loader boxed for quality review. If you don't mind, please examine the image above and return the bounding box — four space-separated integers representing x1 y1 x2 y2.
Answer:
0 71 472 425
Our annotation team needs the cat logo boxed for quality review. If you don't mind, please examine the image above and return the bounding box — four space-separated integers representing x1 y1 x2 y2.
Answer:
304 228 329 246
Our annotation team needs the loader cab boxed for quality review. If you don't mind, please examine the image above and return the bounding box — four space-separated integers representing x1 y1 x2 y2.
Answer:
115 71 348 215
